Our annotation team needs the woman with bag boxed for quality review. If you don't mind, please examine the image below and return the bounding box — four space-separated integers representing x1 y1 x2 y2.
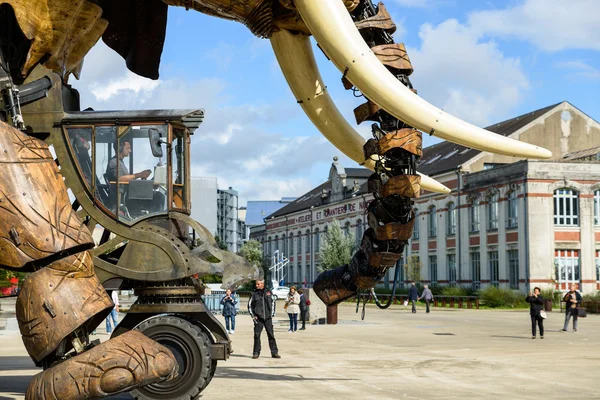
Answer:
562 283 582 332
525 287 545 339
220 289 237 334
285 286 300 333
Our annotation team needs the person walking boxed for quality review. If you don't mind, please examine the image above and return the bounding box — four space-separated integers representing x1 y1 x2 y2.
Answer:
298 289 308 330
525 287 545 339
419 284 434 313
220 289 237 334
106 290 119 334
408 282 420 313
248 280 280 359
285 286 300 333
562 283 582 332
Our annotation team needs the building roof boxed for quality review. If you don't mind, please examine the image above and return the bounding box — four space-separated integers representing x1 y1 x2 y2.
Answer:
417 103 561 176
563 145 600 161
266 168 372 219
246 199 296 226
62 109 205 132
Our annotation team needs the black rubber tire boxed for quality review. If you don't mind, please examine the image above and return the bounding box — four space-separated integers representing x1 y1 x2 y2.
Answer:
130 315 212 400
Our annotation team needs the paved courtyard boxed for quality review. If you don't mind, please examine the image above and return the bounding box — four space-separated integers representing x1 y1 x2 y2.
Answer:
1 298 598 400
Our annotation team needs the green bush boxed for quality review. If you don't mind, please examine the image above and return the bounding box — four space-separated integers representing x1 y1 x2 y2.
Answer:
583 291 600 303
478 286 526 308
440 286 479 297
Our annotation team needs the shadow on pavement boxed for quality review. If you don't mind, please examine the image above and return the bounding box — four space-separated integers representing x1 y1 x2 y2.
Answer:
490 335 532 340
0 375 29 396
0 356 37 371
216 367 355 382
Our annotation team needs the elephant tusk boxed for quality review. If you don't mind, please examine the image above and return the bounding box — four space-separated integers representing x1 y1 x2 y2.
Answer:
294 0 552 160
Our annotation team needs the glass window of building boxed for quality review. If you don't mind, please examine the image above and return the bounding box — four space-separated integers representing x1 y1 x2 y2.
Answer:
429 255 437 284
447 254 456 284
469 198 480 233
305 229 311 253
507 191 518 228
489 251 499 287
288 234 293 257
356 219 363 247
553 189 579 226
296 231 302 255
315 229 320 252
428 206 437 238
446 202 456 236
344 221 351 237
487 193 499 231
596 250 600 282
267 237 272 257
594 190 600 225
555 249 580 290
412 210 420 240
471 252 481 290
508 249 519 289
282 234 286 256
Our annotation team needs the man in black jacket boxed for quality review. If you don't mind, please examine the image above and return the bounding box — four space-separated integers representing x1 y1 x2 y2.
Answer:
248 280 280 359
298 289 307 330
525 287 545 339
562 283 583 332
408 282 420 313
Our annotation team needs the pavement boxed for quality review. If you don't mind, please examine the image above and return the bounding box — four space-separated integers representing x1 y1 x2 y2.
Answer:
1 297 599 400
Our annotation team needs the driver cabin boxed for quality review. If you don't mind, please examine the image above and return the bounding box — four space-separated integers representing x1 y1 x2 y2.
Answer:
61 109 203 225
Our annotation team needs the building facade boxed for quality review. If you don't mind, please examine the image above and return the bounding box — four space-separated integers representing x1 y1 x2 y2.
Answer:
252 102 600 293
217 187 240 252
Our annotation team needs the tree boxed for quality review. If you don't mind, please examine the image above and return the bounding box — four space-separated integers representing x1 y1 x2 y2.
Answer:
404 254 423 283
238 240 265 290
238 239 263 266
214 234 229 251
318 220 355 272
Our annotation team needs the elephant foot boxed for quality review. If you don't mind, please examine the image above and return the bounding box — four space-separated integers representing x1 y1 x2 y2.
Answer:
25 330 178 400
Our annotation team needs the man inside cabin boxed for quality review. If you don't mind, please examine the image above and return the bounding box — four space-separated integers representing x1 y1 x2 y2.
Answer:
106 140 164 215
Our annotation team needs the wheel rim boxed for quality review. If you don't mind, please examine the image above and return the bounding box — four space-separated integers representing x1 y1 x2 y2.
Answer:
137 324 202 397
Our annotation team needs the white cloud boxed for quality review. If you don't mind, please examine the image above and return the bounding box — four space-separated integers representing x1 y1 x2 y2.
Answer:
407 19 529 126
556 60 600 81
89 71 160 102
468 0 600 52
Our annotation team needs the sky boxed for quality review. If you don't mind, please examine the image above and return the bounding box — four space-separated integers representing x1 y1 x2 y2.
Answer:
75 0 600 206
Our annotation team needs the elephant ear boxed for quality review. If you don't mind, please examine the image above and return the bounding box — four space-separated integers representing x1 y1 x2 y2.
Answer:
1 0 107 82
101 0 168 80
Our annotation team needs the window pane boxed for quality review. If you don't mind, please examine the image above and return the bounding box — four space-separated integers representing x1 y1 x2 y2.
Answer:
172 129 186 210
94 126 118 215
67 127 93 189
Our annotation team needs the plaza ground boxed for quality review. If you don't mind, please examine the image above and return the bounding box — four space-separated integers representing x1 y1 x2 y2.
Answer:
1 298 598 400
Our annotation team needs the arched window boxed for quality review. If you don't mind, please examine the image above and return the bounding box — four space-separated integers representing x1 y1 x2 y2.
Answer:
412 209 419 240
274 235 279 253
469 198 480 233
344 221 351 237
446 202 456 236
315 228 320 252
297 231 302 255
356 219 363 242
594 190 600 225
554 189 579 226
282 233 287 256
305 229 311 253
288 233 293 257
487 192 499 230
428 206 437 238
267 237 272 257
507 190 518 228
